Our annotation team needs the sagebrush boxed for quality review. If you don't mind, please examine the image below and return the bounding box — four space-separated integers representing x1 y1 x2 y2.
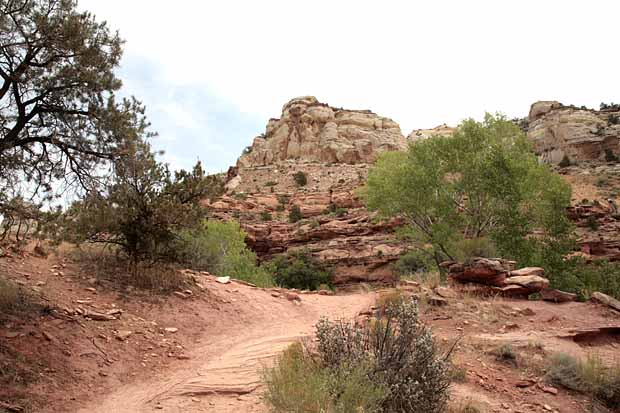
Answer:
264 299 451 413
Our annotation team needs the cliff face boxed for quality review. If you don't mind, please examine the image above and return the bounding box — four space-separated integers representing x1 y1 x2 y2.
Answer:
207 162 408 287
237 96 407 167
207 98 620 287
209 97 409 286
527 101 620 164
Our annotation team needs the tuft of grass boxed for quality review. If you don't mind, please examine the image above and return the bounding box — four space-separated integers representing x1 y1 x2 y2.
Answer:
70 245 189 293
448 398 488 413
375 289 406 311
546 353 620 409
402 270 442 290
0 276 38 317
493 343 518 366
262 342 385 413
449 364 468 382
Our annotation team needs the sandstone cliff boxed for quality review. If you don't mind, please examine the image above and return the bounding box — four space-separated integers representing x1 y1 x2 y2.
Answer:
407 124 455 142
210 97 410 286
237 96 407 167
527 101 620 164
208 98 620 287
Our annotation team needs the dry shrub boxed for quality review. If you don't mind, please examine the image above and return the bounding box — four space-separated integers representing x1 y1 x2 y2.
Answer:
375 289 406 311
448 398 488 413
492 343 518 366
264 300 451 413
0 276 38 318
546 353 620 409
71 245 188 293
315 299 451 412
263 342 385 413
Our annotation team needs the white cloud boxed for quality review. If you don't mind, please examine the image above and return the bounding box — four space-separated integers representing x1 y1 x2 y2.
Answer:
80 0 620 134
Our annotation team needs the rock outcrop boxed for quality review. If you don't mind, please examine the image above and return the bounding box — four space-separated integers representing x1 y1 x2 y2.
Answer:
207 97 411 286
446 258 551 298
208 97 620 287
407 124 455 142
237 96 407 167
527 101 620 164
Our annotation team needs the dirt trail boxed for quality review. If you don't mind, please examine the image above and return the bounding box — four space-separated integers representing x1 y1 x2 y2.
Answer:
79 292 374 413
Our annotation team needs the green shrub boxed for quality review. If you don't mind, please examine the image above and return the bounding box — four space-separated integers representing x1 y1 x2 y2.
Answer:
260 211 273 221
559 154 571 167
293 171 308 187
289 205 303 223
174 220 273 287
453 237 497 263
604 148 619 162
364 114 574 276
315 300 451 412
546 353 620 409
277 194 290 206
265 181 277 187
323 203 347 217
263 343 386 413
267 250 331 290
586 215 599 231
541 258 620 300
392 250 432 276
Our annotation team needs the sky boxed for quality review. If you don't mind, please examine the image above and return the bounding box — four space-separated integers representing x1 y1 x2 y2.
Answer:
79 0 620 174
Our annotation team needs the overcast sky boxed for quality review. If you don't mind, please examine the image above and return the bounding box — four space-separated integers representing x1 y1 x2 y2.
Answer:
80 0 620 174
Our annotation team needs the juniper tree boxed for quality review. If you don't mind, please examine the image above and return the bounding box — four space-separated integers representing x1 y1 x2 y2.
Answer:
0 0 147 212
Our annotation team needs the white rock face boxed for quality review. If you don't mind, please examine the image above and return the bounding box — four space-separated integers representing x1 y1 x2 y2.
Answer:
407 124 455 142
527 101 620 164
237 97 407 167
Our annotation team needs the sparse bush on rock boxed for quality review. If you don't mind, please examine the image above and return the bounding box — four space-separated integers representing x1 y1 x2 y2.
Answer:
288 205 303 223
293 171 308 187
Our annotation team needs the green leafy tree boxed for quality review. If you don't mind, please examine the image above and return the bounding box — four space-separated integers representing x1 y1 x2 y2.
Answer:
68 138 223 264
174 219 273 287
364 114 573 275
0 0 147 210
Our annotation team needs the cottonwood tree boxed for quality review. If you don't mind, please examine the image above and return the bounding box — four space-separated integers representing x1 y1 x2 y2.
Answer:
0 0 147 213
364 114 573 272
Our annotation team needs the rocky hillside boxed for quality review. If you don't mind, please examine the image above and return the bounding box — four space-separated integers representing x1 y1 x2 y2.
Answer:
207 98 620 287
527 101 620 164
207 97 409 286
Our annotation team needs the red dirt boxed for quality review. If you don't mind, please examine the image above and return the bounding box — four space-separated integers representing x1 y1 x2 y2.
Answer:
2 247 620 413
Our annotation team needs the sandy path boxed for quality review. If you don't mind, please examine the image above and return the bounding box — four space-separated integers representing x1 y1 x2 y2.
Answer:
79 292 374 413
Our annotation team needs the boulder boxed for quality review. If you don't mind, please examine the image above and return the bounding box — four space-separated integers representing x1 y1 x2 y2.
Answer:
509 267 545 278
504 275 550 292
448 258 512 287
434 286 457 299
591 292 620 312
541 288 577 303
